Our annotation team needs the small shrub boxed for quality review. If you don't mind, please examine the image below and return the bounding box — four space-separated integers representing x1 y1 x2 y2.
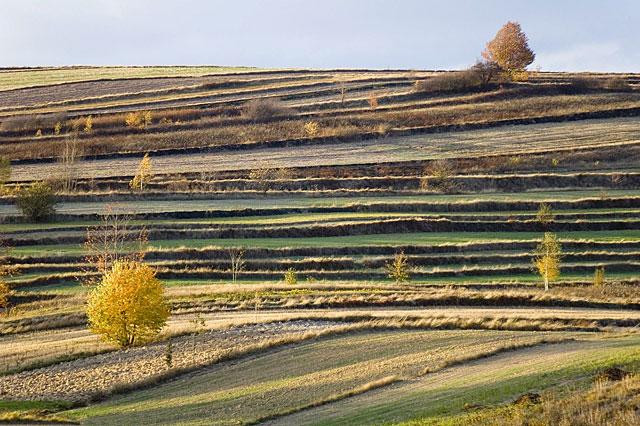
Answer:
243 98 290 122
603 77 632 91
386 252 410 283
125 111 153 129
0 157 10 188
303 121 320 137
16 181 57 222
368 95 379 110
164 339 173 368
414 69 486 93
284 268 298 285
143 111 153 127
593 266 605 287
0 280 11 309
570 76 631 92
536 203 554 226
420 160 458 193
83 115 93 133
54 122 62 135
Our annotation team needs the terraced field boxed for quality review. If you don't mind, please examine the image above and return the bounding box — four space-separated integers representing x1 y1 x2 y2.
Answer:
1 66 639 424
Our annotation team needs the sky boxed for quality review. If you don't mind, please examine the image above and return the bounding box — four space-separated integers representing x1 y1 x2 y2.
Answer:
1 0 639 72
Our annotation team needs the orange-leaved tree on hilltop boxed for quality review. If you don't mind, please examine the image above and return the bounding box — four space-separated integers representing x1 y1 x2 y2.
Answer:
483 21 535 79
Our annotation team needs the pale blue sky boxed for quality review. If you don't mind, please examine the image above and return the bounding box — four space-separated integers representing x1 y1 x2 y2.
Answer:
2 0 638 71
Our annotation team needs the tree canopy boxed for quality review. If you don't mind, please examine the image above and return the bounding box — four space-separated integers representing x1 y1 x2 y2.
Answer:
87 260 169 347
483 21 535 75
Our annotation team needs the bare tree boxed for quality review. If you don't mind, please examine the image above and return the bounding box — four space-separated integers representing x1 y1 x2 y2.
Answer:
83 205 148 285
228 248 245 284
58 132 83 193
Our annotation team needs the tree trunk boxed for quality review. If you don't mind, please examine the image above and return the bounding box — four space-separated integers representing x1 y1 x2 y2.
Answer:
544 276 549 291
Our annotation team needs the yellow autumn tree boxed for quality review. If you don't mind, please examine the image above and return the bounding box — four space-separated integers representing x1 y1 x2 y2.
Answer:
534 232 561 291
87 260 169 347
130 153 152 191
483 21 535 79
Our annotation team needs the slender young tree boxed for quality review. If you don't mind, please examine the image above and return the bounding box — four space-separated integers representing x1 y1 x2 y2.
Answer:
130 153 153 191
534 232 562 291
229 248 245 283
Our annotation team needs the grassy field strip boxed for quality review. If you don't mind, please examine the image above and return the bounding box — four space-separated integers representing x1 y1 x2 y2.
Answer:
12 252 640 274
7 78 413 117
10 117 640 181
0 71 422 114
5 210 640 236
269 334 640 425
7 190 640 214
10 261 640 289
65 330 579 425
7 220 640 249
9 230 640 256
0 66 263 91
3 208 640 233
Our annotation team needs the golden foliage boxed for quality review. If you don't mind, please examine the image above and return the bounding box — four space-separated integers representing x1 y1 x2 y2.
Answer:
593 265 606 287
483 21 535 76
303 121 320 137
0 281 10 308
125 111 153 129
386 251 410 283
83 115 93 133
536 203 554 225
534 232 561 291
284 268 298 285
129 153 153 191
87 260 169 347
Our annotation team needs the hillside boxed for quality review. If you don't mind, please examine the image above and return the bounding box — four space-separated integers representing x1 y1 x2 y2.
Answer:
1 66 640 425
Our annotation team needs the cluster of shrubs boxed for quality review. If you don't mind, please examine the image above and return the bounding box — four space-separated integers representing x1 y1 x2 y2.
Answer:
414 61 503 94
242 98 291 122
569 76 632 92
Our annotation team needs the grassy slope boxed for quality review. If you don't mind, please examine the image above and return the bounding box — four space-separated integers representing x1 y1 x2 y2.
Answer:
0 66 259 91
9 117 640 181
275 334 640 425
9 229 640 256
66 329 573 425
